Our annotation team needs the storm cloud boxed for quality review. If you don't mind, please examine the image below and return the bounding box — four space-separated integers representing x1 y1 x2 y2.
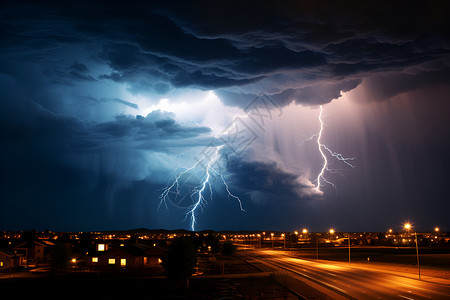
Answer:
1 0 449 230
1 0 449 106
225 159 318 205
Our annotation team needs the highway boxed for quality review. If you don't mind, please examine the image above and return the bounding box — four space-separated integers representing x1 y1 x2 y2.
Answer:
244 249 450 299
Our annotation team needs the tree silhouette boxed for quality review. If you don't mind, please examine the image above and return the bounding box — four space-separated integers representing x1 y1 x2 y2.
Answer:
162 237 197 287
221 241 237 256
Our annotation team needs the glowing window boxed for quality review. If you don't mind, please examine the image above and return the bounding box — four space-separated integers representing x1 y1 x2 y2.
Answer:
92 257 98 263
108 258 115 265
120 259 126 266
97 244 105 251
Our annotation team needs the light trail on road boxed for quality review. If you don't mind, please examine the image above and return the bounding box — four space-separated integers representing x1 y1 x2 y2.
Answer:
245 249 450 299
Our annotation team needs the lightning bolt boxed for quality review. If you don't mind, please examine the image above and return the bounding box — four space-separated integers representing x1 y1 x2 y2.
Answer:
302 105 355 193
159 145 245 231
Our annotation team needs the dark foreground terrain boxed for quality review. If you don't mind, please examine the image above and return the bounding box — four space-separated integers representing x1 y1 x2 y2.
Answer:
0 273 298 299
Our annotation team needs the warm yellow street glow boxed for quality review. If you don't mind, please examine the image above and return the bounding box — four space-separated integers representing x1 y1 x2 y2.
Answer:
302 229 308 234
329 229 335 234
404 223 411 230
435 227 440 232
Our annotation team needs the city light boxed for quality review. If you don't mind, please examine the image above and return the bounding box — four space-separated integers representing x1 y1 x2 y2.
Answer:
302 229 308 234
435 227 440 232
329 229 335 234
404 223 411 230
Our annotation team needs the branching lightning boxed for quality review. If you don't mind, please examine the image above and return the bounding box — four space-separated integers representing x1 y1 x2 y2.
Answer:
159 145 245 231
302 105 355 193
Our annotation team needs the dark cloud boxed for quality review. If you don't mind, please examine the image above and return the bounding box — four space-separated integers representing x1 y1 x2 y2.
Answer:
69 70 96 81
69 61 90 73
225 158 317 205
95 111 211 142
2 0 448 106
1 0 449 230
351 63 450 103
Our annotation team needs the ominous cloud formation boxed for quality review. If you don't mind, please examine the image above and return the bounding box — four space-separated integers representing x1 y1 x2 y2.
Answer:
225 159 318 205
1 1 449 105
0 0 449 230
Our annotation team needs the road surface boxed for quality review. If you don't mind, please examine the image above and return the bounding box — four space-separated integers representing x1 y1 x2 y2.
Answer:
244 249 450 299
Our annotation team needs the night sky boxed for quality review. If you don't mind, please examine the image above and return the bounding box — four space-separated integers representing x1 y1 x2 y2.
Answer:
1 1 449 232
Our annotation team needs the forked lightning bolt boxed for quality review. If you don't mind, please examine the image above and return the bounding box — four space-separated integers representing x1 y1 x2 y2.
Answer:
159 145 245 231
302 105 355 193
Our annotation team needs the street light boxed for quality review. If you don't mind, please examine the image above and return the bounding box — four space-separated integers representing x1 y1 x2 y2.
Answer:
302 228 308 234
404 223 420 279
435 227 440 233
281 233 285 249
404 223 411 235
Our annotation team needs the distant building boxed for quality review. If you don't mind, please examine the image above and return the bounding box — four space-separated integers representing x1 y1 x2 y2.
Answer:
0 249 21 271
13 241 52 266
85 242 165 270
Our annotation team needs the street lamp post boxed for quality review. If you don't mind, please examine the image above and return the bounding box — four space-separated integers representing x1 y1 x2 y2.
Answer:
414 231 421 280
348 233 351 264
282 233 285 249
405 223 420 279
271 233 274 249
316 233 319 260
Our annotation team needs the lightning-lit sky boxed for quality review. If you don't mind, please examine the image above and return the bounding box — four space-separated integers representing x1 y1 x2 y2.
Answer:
1 1 449 232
